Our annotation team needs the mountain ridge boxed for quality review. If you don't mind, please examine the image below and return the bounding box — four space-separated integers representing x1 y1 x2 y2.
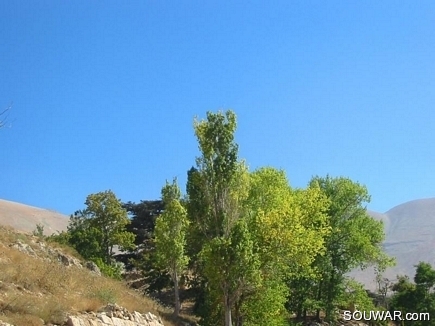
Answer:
0 199 69 235
351 197 435 290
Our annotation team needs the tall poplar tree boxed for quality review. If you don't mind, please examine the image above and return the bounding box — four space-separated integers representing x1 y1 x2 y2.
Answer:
187 110 258 326
154 179 189 317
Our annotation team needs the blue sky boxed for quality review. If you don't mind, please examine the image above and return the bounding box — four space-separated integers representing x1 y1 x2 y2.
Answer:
1 1 434 216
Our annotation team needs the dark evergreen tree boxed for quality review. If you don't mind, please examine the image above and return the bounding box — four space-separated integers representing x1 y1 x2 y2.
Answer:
123 200 164 247
121 200 172 294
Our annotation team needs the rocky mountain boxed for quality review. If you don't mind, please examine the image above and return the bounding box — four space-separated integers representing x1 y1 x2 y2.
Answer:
0 199 69 235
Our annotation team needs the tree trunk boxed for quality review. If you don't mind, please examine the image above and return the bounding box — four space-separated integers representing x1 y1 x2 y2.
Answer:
296 306 302 320
173 270 181 317
224 295 232 326
316 281 322 322
103 233 110 265
325 273 335 322
234 295 244 326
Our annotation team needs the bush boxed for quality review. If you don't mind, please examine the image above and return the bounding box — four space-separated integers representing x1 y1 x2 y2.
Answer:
92 258 123 280
32 223 45 239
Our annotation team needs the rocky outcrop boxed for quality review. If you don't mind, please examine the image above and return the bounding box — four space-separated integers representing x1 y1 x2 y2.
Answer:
66 304 164 326
85 260 102 276
0 321 14 326
0 304 165 326
10 239 36 256
8 238 101 275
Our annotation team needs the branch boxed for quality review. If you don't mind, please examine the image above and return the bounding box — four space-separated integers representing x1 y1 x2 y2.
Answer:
0 103 12 128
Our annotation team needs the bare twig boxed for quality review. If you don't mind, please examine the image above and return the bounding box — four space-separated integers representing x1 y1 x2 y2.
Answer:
0 103 12 128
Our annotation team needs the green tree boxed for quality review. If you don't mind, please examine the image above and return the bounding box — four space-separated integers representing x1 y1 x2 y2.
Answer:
200 217 261 326
305 175 390 321
390 275 417 319
123 200 164 247
32 223 45 239
411 262 435 326
340 278 388 326
67 209 105 260
187 110 258 326
244 167 330 325
84 190 135 264
414 262 435 295
68 190 135 267
154 179 190 317
247 168 330 277
390 263 435 326
121 200 171 293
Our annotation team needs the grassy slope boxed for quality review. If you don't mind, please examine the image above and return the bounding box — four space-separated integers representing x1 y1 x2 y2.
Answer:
0 226 195 326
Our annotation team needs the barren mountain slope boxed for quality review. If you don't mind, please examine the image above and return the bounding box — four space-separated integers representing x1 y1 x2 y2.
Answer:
380 198 435 276
352 198 435 290
0 199 69 235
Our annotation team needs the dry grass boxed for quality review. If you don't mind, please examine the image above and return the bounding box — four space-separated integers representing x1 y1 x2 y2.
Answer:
0 225 185 326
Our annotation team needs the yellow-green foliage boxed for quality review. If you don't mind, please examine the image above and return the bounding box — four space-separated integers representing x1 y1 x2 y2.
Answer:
248 167 330 277
155 180 190 277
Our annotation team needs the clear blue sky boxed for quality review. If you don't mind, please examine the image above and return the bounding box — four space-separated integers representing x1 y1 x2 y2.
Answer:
1 1 434 216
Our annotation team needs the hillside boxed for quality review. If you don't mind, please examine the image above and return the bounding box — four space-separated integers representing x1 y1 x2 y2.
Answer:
0 199 69 235
0 200 199 326
0 225 157 325
352 198 435 290
382 198 435 275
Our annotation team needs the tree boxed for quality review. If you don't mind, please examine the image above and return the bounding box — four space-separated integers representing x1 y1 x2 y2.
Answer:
199 217 260 326
390 262 435 326
154 179 190 317
185 111 390 325
123 200 164 247
414 262 435 294
187 110 257 326
413 262 435 325
390 275 417 318
119 200 170 292
244 167 330 325
304 175 390 321
374 265 393 308
67 210 105 260
68 190 135 266
32 223 45 239
340 278 387 326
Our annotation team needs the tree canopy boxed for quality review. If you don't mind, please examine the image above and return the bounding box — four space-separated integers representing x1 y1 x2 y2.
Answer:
63 190 135 277
291 175 391 321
